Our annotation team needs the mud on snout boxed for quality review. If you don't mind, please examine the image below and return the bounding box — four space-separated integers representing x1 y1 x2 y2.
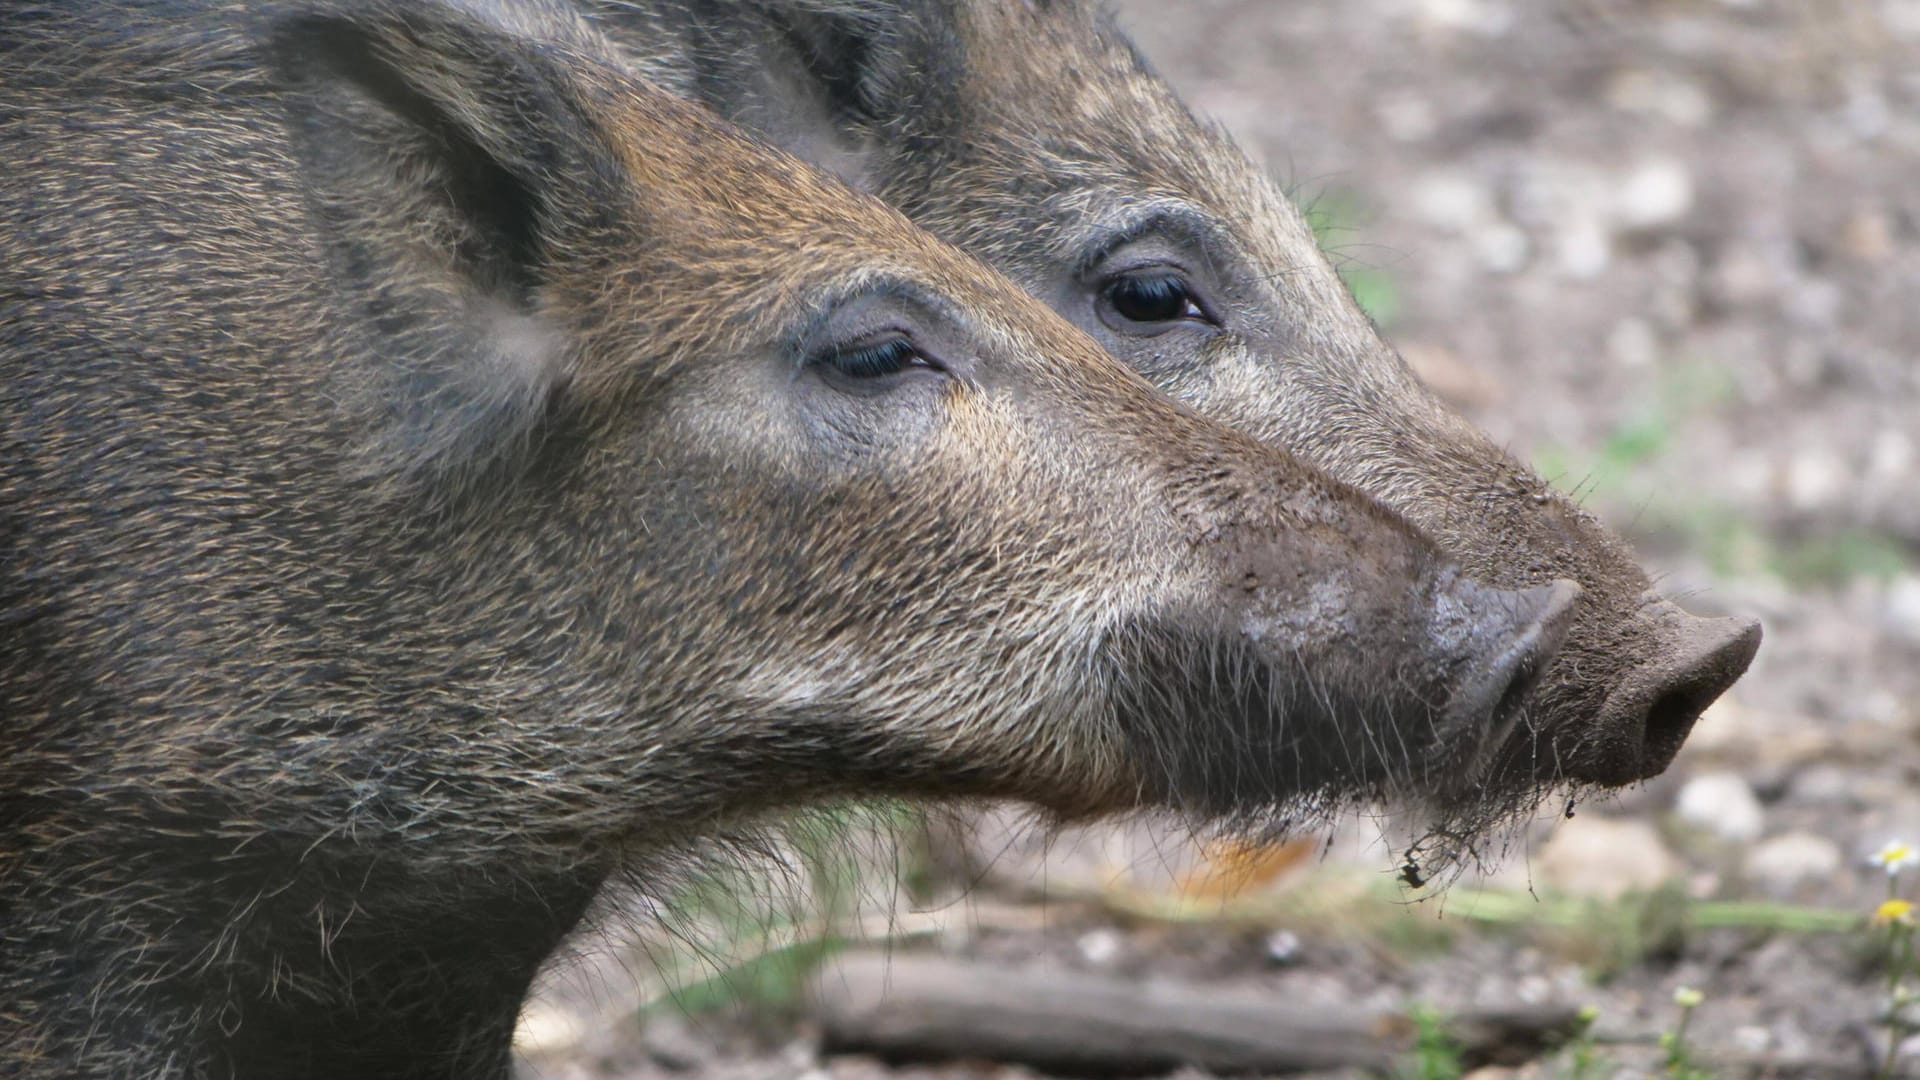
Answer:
1080 455 1584 823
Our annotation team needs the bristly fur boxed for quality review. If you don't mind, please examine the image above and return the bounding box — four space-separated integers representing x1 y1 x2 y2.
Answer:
578 0 1759 846
0 0 1587 1076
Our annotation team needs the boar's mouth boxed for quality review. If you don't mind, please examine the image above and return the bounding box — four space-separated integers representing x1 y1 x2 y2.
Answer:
1102 628 1406 818
1099 592 1576 824
1398 593 1765 872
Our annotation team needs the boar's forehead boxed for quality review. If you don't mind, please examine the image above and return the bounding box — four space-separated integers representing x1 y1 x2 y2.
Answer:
886 2 1362 335
870 1 1657 604
593 88 1144 387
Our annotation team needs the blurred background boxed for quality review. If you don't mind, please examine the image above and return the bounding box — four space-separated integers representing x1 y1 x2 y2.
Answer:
518 1 1920 1075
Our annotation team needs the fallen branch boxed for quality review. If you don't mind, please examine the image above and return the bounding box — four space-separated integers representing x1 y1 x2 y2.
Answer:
811 950 1579 1075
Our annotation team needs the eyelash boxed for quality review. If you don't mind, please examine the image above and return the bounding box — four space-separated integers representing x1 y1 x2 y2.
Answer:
816 335 934 380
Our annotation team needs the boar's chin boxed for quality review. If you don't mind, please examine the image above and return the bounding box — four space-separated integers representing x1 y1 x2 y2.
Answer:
1098 622 1495 826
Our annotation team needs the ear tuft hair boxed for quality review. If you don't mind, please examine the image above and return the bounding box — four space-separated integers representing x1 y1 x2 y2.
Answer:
265 1 629 488
586 0 965 190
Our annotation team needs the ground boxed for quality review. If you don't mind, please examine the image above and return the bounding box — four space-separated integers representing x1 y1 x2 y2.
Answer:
515 1 1920 1076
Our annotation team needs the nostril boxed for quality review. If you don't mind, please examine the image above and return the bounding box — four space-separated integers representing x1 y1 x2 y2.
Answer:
1599 615 1763 783
1649 615 1763 758
1641 683 1715 768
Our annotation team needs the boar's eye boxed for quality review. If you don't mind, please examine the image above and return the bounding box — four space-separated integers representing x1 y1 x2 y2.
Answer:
811 333 945 387
1098 270 1213 334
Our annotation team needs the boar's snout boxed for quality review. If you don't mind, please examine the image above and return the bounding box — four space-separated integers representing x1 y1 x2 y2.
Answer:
1438 577 1581 764
1575 603 1763 786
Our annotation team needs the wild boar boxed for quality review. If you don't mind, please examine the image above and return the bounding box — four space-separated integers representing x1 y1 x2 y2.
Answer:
0 0 1571 1075
581 0 1763 841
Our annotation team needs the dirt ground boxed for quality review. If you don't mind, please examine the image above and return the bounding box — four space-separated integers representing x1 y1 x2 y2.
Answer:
516 2 1920 1076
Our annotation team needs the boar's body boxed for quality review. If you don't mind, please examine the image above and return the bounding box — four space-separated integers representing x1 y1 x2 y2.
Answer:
582 0 1762 829
0 1 1574 1076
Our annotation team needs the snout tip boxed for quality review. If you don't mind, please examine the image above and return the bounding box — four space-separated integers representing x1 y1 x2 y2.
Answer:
1581 609 1763 786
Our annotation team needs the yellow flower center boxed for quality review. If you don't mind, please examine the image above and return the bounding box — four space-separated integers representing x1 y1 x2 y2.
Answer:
1873 842 1917 869
1875 899 1915 925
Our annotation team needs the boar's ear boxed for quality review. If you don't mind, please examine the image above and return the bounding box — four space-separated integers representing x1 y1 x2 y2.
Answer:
595 0 961 191
263 2 625 479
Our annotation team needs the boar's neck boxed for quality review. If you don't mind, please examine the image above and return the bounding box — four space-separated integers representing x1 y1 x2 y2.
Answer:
0 827 604 1079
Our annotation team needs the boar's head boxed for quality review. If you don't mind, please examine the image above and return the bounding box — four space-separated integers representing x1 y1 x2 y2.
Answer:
582 0 1762 848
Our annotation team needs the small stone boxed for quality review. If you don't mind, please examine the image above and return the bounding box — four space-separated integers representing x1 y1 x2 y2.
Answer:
1605 69 1714 127
1414 0 1513 36
1786 763 1868 809
1711 245 1781 308
1555 217 1611 279
1606 318 1659 370
1413 172 1497 232
1727 454 1772 503
1076 927 1124 966
1864 689 1908 727
1474 222 1530 274
1515 974 1553 1005
1264 929 1302 964
642 1012 718 1072
1377 93 1438 143
1747 831 1843 896
1844 211 1896 263
783 1040 823 1072
1870 429 1915 481
1889 0 1920 39
1884 576 1920 646
1674 771 1765 843
1783 278 1843 330
1536 816 1679 900
1612 158 1694 232
1844 88 1890 140
1783 450 1847 513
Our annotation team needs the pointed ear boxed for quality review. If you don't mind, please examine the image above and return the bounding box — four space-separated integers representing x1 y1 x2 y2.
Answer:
263 1 628 479
589 0 961 191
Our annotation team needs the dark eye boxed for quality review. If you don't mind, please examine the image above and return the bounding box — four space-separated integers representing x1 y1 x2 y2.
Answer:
820 335 926 378
1098 271 1211 332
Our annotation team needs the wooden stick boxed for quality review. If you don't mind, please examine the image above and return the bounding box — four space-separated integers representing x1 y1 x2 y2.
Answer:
811 950 1581 1075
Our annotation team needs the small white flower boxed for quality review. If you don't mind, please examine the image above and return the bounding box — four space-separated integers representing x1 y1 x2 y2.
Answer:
1673 986 1704 1009
1871 840 1920 875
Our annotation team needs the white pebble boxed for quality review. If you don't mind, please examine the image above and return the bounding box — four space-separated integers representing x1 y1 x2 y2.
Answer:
1675 771 1766 844
1784 450 1847 513
1377 93 1438 142
1870 429 1915 481
1555 217 1612 279
1606 318 1659 370
1613 158 1695 231
1413 172 1497 232
1076 927 1124 966
1474 222 1531 274
1536 816 1679 900
1264 929 1302 964
1747 831 1843 895
1884 576 1920 646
